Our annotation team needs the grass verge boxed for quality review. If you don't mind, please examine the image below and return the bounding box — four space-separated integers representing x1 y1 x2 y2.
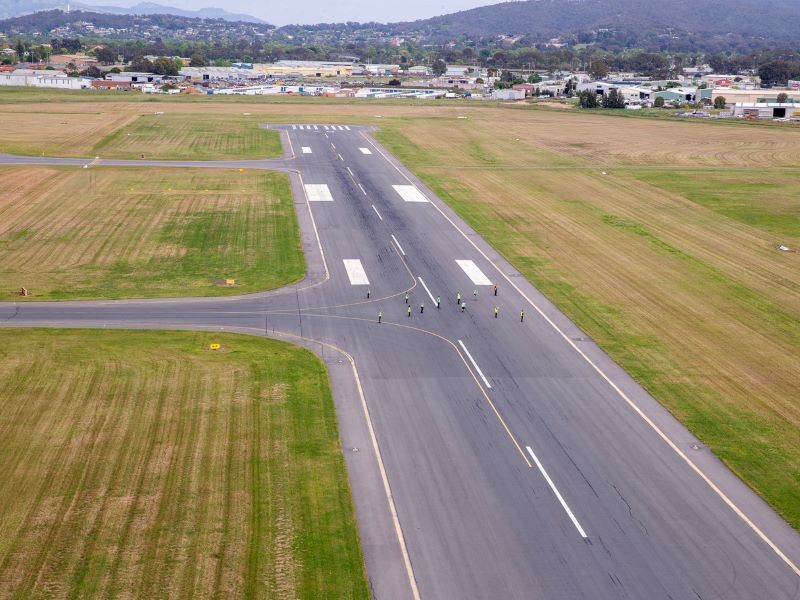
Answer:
0 328 368 599
0 167 305 300
92 113 283 160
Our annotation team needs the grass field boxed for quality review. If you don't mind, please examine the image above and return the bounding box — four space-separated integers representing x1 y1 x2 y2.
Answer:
0 328 368 599
0 167 304 300
92 113 283 160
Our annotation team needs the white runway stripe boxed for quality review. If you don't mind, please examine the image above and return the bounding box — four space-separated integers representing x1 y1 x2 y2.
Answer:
313 125 318 130
359 147 372 154
458 340 492 389
344 125 351 130
456 260 492 286
343 259 369 285
392 185 428 203
526 445 588 539
324 125 330 130
391 234 406 256
301 147 312 154
304 184 333 201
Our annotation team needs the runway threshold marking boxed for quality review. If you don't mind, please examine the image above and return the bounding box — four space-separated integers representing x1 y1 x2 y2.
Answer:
343 259 370 285
359 132 800 577
359 147 372 155
304 184 334 202
372 204 383 220
418 277 437 305
391 234 406 256
458 340 492 389
456 259 493 286
393 184 429 203
301 146 312 154
526 446 588 539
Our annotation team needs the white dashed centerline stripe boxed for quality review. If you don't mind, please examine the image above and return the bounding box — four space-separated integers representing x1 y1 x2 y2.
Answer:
372 204 383 220
347 167 354 177
391 234 406 256
358 183 367 196
418 276 437 305
458 340 492 389
343 259 370 285
331 142 336 151
526 446 588 539
301 147 312 154
338 153 344 161
359 147 372 155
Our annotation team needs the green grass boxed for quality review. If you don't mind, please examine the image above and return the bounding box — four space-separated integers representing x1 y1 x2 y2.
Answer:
92 113 283 160
631 170 800 238
0 328 369 599
0 167 305 300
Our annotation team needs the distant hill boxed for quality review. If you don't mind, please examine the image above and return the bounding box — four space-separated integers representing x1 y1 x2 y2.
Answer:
0 0 263 23
396 0 800 46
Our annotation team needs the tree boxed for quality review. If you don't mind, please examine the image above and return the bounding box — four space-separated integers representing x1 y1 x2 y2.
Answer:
388 78 401 86
777 92 789 103
713 95 727 109
654 96 665 108
431 59 447 77
527 73 541 83
601 88 626 108
82 65 103 79
589 58 609 80
152 57 179 76
189 51 207 67
95 46 117 65
578 90 598 108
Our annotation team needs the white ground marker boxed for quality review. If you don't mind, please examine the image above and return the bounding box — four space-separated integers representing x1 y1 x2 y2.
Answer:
391 234 406 256
417 276 437 305
291 124 297 130
359 147 372 155
456 259 493 286
343 259 370 285
458 340 492 389
313 125 318 130
324 125 330 130
392 184 429 203
304 184 334 202
526 446 588 539
301 146 312 154
358 184 367 196
344 125 351 130
372 204 383 220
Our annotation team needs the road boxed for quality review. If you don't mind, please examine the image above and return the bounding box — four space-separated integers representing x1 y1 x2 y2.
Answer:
2 124 800 599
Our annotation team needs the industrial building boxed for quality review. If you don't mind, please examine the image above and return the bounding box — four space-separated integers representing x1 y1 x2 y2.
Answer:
0 70 90 89
732 102 799 120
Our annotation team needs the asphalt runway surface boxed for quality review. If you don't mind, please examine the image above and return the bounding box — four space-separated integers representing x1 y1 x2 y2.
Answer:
2 124 800 599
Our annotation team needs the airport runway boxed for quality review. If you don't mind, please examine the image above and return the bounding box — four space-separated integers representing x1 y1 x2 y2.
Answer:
2 124 800 599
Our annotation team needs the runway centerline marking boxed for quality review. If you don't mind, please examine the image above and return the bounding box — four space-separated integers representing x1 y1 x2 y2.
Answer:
343 259 370 285
393 184 429 203
372 204 383 220
391 234 406 256
456 259 493 286
301 146 312 154
338 153 344 161
418 277 437 305
331 142 336 151
526 446 588 539
304 184 333 202
358 183 367 196
458 340 492 389
359 147 372 155
347 167 354 177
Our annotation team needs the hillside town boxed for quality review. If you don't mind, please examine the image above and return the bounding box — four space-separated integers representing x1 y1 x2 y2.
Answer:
1 46 799 119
